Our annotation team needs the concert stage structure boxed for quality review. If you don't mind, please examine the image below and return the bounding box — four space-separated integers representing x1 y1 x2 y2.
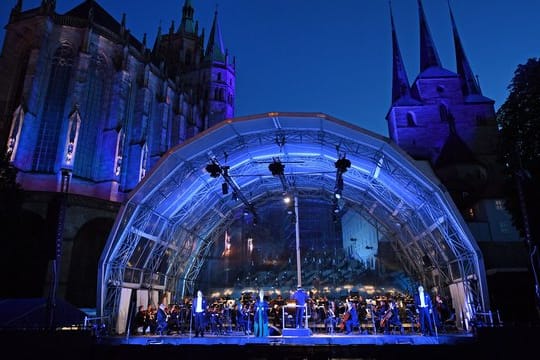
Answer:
98 112 491 336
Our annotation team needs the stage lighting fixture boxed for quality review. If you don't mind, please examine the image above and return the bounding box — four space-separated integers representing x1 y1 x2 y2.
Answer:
269 160 285 176
205 162 222 178
335 157 351 172
222 182 229 195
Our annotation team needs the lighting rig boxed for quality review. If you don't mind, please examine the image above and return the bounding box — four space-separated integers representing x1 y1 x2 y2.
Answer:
334 154 351 199
333 154 351 214
205 158 258 223
268 157 295 217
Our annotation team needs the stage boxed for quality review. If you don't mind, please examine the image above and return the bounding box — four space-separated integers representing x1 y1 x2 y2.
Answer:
110 331 473 347
3 326 538 359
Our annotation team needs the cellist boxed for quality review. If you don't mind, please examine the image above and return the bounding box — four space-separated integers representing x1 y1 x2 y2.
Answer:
343 299 359 334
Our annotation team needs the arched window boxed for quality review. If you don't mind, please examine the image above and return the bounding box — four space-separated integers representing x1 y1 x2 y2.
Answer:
32 44 74 172
114 128 125 177
139 142 148 181
185 50 192 66
406 112 416 127
63 107 81 167
74 54 109 179
439 103 449 122
7 104 25 160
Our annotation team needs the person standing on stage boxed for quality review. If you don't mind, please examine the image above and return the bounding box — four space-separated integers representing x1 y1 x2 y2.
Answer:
192 290 207 337
414 285 435 336
155 303 169 335
254 289 269 337
292 285 309 328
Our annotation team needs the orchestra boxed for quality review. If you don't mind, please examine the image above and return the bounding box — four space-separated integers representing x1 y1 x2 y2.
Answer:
129 290 426 336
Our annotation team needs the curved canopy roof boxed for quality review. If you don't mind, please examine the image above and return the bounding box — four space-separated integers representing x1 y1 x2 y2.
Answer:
98 112 488 324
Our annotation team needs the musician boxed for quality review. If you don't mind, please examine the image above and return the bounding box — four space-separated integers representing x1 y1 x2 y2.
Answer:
237 303 251 335
155 303 169 335
254 289 269 337
292 285 309 328
324 301 337 333
209 304 224 335
344 299 359 335
132 305 147 335
168 304 182 334
382 299 404 335
414 285 435 336
434 294 450 327
192 290 207 337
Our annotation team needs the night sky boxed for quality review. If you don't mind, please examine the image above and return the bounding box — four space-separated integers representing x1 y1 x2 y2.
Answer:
1 0 539 137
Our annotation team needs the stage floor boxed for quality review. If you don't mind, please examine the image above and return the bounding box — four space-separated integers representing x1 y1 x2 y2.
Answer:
104 330 475 347
4 326 538 359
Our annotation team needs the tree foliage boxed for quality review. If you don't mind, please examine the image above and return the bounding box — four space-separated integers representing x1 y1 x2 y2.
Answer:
496 57 540 245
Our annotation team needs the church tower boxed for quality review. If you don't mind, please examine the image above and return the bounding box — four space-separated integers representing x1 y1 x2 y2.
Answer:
153 1 235 131
386 0 501 210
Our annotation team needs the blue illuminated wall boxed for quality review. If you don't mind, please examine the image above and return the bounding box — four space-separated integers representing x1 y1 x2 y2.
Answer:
0 0 235 202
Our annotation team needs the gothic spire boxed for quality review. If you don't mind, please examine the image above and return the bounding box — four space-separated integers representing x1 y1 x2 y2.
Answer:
418 0 442 71
205 8 226 62
14 0 22 13
152 21 162 56
449 1 482 96
390 2 413 104
179 0 195 34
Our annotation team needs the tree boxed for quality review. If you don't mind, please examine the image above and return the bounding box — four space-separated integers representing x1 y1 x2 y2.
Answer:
496 57 540 309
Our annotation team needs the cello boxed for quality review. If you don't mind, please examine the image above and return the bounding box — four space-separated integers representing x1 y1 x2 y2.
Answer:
380 308 392 327
339 311 350 331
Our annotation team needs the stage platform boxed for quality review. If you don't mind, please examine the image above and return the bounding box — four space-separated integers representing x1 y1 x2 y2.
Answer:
4 326 539 359
108 331 473 347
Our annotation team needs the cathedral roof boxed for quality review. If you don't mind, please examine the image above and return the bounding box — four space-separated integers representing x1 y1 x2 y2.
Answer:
63 1 143 49
434 129 480 169
64 1 118 33
417 66 459 79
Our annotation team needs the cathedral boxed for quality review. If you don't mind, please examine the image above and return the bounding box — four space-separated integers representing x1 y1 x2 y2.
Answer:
1 0 234 202
0 0 534 326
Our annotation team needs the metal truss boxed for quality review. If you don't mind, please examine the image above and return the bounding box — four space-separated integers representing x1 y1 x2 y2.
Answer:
98 113 490 331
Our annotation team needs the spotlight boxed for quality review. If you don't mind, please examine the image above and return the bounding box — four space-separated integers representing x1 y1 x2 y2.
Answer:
222 182 229 195
335 157 351 173
232 192 238 201
269 160 285 176
205 162 222 178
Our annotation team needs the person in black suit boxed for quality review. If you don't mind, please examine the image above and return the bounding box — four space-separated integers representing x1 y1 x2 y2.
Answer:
414 285 435 336
192 290 207 337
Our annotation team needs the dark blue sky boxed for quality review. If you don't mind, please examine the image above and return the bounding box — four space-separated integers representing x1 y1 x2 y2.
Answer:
1 0 539 137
